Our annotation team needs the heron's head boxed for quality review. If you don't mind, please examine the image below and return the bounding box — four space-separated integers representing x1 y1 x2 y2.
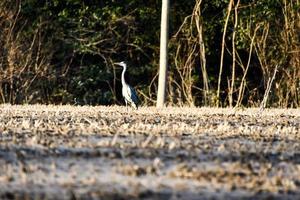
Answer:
114 61 127 68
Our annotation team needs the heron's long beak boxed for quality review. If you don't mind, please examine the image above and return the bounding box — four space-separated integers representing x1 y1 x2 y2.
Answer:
114 62 122 66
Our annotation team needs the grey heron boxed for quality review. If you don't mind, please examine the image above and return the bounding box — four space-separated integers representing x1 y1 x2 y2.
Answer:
114 61 139 109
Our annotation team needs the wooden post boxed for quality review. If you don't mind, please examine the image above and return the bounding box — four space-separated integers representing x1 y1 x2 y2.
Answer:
157 0 169 108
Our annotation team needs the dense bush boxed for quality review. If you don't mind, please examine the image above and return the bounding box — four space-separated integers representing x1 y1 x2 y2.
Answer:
0 0 299 107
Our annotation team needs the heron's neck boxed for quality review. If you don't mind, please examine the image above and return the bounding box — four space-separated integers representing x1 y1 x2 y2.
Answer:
121 66 127 85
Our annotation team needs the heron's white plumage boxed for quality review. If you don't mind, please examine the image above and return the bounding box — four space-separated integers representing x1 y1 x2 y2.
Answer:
122 84 137 109
115 61 139 109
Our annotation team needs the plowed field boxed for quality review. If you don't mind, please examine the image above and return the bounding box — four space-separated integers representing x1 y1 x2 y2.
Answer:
0 105 299 199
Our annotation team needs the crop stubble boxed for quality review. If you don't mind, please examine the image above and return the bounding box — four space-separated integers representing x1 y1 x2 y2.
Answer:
0 105 299 199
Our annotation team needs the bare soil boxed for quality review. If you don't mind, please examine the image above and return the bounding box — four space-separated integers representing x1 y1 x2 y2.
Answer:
0 105 299 199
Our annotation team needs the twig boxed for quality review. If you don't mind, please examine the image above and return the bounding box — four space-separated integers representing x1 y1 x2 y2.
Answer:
235 24 260 108
258 64 278 113
216 0 234 107
229 0 240 107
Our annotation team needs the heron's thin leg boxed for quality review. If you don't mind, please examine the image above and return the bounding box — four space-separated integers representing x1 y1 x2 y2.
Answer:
125 100 128 111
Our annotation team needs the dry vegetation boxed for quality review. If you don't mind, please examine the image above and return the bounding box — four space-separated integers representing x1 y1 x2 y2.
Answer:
0 105 299 199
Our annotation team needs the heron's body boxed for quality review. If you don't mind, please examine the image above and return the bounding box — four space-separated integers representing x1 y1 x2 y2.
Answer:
116 61 139 109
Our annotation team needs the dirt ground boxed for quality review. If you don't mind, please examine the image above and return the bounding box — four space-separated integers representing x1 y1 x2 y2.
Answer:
0 105 299 200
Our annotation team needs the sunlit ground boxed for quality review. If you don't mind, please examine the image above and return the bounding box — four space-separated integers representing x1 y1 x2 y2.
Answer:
0 105 299 199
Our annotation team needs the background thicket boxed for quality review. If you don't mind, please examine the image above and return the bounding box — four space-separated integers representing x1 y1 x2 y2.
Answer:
0 0 299 107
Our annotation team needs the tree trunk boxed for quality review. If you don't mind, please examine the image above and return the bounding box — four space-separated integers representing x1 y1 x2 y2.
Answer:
157 0 169 108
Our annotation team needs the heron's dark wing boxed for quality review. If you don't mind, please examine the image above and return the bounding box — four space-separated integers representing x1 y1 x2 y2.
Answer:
128 85 139 105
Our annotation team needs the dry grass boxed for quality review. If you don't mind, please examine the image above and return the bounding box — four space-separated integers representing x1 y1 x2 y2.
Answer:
0 105 299 199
